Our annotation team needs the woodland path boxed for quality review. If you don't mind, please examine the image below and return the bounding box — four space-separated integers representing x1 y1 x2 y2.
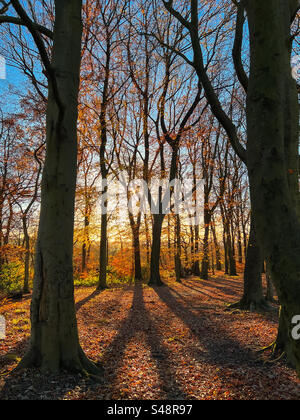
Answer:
0 274 300 400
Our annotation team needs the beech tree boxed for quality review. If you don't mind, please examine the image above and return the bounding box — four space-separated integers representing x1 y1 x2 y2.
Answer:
245 0 300 369
164 0 300 373
111 93 145 282
0 0 102 375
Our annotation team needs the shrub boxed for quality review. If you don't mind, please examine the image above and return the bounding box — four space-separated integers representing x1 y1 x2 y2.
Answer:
0 263 24 294
74 271 98 288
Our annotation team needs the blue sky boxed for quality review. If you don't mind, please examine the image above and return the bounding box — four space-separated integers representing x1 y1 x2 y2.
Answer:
0 57 32 113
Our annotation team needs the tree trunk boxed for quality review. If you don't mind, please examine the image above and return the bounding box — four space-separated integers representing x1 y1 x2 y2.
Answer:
192 224 200 275
144 213 151 266
97 27 111 291
211 243 215 275
223 229 229 275
81 214 90 272
190 225 195 268
245 0 300 373
174 214 182 283
149 214 164 286
230 217 268 311
265 262 276 303
98 211 108 290
224 218 237 276
129 213 143 282
211 222 222 271
22 216 30 294
242 222 248 262
167 214 172 258
200 207 210 280
17 0 101 376
237 225 243 264
133 231 143 282
149 147 179 286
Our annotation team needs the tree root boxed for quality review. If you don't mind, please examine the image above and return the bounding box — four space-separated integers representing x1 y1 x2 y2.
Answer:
78 346 104 378
226 298 271 313
256 342 276 354
148 278 165 287
256 340 287 365
96 284 107 292
263 351 286 365
15 345 104 380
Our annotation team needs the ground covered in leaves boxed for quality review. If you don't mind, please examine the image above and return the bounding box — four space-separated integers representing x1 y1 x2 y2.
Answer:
0 273 300 400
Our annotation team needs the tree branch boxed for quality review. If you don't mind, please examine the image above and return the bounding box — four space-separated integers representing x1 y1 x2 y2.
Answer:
163 0 191 30
0 15 53 39
232 2 248 93
10 0 52 74
10 0 64 115
164 0 247 164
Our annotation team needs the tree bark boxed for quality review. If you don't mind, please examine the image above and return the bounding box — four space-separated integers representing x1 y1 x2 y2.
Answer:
98 211 108 290
230 217 268 311
149 214 165 286
265 262 276 303
224 218 237 276
22 216 30 294
192 224 200 275
174 213 182 283
144 213 151 266
17 0 101 376
148 146 179 286
245 0 300 372
200 207 210 280
129 213 143 282
223 228 229 275
81 214 90 272
211 221 222 271
237 224 243 264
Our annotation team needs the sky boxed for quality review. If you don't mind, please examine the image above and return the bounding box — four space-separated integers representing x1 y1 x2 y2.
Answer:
0 57 29 113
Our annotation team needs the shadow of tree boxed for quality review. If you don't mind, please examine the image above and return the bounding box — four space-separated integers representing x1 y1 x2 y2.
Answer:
100 283 188 399
152 283 270 380
76 289 102 312
0 337 29 370
181 281 230 302
150 281 298 399
0 278 293 400
199 276 244 297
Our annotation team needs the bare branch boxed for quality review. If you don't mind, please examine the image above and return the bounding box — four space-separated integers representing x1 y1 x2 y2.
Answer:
163 0 247 163
232 2 248 92
0 15 53 39
163 0 191 30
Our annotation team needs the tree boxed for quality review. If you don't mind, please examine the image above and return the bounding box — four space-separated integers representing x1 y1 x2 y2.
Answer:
111 96 145 282
1 0 102 375
230 216 269 311
81 0 128 290
161 1 264 309
199 120 226 280
164 0 300 373
245 0 300 370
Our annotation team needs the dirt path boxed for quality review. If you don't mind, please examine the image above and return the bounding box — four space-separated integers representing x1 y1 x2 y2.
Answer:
0 274 300 400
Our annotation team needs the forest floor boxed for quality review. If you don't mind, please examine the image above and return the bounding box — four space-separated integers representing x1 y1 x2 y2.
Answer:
0 272 300 400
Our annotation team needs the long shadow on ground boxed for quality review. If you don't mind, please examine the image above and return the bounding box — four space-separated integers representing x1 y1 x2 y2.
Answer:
154 283 258 367
151 281 296 399
100 283 188 399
